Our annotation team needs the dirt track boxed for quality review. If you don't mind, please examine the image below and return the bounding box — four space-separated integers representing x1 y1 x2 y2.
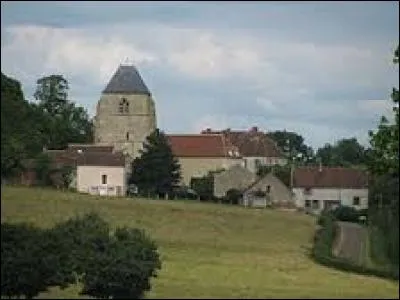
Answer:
334 221 367 265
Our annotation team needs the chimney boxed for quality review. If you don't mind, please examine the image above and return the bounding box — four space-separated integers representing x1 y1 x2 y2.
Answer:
250 126 258 132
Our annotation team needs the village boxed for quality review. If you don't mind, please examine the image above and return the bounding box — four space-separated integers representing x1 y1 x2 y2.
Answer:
18 64 369 215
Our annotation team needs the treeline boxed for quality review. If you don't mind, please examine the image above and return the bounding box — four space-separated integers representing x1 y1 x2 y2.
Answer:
1 72 93 179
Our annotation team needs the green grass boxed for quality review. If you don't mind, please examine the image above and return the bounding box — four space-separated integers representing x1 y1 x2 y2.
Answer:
1 186 399 299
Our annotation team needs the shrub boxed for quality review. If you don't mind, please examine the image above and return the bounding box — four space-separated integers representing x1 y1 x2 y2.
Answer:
1 222 67 299
80 226 161 299
225 188 242 205
332 205 359 223
50 212 111 276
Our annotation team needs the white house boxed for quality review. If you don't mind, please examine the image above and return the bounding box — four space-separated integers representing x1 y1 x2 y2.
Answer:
76 151 127 196
292 166 369 214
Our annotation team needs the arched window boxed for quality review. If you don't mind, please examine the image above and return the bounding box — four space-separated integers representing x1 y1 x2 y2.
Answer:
119 98 129 114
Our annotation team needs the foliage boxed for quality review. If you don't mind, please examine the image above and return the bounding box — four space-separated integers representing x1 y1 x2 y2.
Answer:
257 164 291 187
60 165 74 188
51 212 111 276
331 206 360 223
1 72 93 180
1 73 44 178
34 152 52 186
225 188 242 205
34 75 93 149
316 138 367 167
1 222 65 299
312 211 398 281
368 45 399 177
1 212 162 299
129 129 181 197
80 227 161 299
267 130 315 163
190 174 214 201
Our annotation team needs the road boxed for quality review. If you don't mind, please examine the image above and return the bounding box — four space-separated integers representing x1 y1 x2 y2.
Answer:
334 221 367 265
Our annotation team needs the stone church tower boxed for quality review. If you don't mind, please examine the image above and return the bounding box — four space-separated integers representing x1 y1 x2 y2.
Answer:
94 64 157 163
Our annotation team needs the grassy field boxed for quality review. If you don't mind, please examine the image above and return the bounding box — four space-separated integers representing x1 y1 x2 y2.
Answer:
1 186 398 299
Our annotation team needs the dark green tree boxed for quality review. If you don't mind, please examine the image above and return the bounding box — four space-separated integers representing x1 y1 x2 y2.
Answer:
368 46 399 177
34 74 93 149
316 137 367 167
267 130 315 163
80 226 161 299
1 73 44 178
129 129 181 197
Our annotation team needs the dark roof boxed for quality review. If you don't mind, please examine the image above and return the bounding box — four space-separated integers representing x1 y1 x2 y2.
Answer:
76 152 125 167
293 167 369 189
201 127 284 157
167 134 240 158
102 65 151 95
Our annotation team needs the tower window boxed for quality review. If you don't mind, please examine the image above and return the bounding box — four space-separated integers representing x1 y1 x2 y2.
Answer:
119 98 129 114
126 132 129 141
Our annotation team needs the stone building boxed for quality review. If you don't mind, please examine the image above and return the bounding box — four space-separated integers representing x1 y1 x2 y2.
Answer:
94 64 157 167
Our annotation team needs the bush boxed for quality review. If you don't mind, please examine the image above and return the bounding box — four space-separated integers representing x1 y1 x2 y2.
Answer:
1 222 67 299
225 188 242 205
80 226 161 299
332 205 359 223
312 210 399 281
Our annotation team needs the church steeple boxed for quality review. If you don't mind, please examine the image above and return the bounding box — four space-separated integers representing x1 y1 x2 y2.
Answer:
102 65 151 95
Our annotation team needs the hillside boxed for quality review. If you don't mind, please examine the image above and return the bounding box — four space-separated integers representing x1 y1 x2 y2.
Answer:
1 186 398 299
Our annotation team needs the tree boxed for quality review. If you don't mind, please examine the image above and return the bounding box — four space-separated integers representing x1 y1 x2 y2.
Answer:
34 75 93 149
1 73 44 178
368 46 399 177
1 223 64 299
129 129 181 197
257 165 291 187
80 226 161 299
316 138 367 167
267 130 315 164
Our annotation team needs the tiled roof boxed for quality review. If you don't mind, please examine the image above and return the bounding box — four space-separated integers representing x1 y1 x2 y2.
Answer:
76 152 125 167
293 167 369 189
102 65 151 95
167 134 240 158
201 127 284 157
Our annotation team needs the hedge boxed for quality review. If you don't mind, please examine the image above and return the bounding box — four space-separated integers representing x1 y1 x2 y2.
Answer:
312 212 399 281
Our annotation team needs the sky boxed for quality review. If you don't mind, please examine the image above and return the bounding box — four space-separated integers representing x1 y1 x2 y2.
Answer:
1 1 399 150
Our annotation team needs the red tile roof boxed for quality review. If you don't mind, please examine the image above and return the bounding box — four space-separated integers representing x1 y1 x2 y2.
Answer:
167 134 240 158
201 128 284 157
293 167 369 189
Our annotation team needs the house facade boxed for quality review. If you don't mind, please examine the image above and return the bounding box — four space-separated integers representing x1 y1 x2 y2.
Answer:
167 134 243 185
292 167 369 214
213 165 256 198
242 173 294 208
201 127 287 173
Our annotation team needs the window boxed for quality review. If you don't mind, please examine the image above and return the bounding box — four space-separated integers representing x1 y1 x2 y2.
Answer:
119 98 129 114
126 132 129 141
266 185 271 193
353 196 360 206
305 200 311 208
312 200 319 210
101 174 107 185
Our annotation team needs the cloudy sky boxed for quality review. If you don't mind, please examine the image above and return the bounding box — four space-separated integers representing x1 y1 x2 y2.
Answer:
1 1 399 149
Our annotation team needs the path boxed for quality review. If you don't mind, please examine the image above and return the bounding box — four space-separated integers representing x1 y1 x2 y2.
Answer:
334 221 367 265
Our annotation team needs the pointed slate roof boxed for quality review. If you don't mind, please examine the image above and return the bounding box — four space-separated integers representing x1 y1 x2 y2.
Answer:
102 65 151 95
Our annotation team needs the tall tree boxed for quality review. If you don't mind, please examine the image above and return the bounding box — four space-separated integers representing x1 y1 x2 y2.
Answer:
368 45 399 177
34 75 93 149
129 129 181 197
316 137 367 167
1 73 44 178
267 130 315 164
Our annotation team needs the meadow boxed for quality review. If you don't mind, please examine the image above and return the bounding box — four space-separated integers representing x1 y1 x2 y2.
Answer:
1 186 398 299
